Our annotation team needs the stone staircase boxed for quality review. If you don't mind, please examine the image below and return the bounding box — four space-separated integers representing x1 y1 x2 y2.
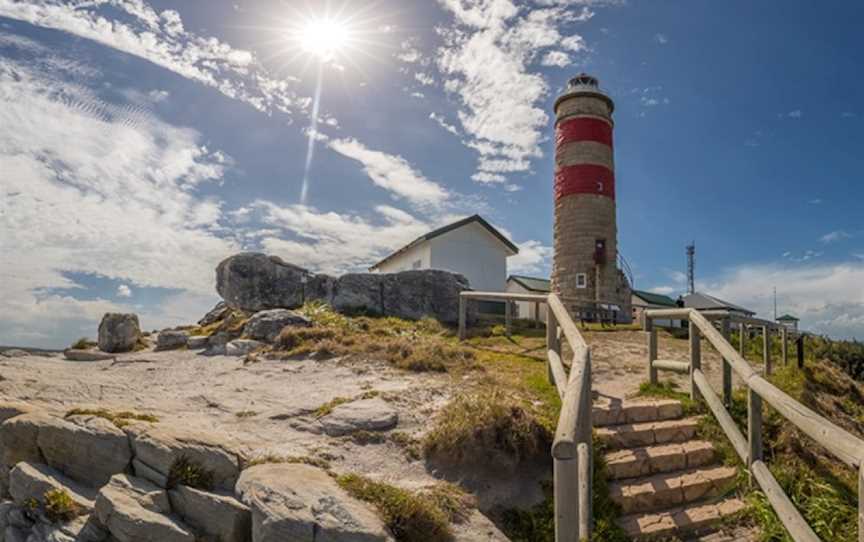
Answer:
594 398 746 540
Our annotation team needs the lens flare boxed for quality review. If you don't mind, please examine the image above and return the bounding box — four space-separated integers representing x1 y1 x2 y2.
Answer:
298 18 350 61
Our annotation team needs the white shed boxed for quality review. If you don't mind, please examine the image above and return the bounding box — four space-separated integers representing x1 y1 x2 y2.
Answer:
369 215 519 292
506 275 550 323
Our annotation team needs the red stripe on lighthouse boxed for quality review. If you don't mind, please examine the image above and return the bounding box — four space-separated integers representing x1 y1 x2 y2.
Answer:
555 117 613 149
555 164 615 201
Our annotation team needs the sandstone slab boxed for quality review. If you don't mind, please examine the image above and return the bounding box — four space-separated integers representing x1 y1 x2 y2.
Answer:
94 474 193 542
38 414 132 487
8 462 95 513
320 398 398 437
63 350 116 362
236 464 392 542
169 485 250 542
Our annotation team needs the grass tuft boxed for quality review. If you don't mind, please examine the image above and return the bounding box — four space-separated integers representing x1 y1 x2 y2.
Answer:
43 488 81 523
65 408 158 428
244 454 332 471
167 456 215 491
70 337 97 350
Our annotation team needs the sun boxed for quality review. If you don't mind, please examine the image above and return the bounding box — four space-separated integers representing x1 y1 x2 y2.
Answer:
298 18 351 61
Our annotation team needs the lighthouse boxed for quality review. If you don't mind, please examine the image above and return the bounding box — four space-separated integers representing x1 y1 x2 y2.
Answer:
551 74 631 322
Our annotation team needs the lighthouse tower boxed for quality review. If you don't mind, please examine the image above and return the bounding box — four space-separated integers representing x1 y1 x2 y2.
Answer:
552 74 631 321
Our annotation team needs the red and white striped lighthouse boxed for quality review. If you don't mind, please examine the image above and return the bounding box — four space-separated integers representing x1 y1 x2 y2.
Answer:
552 74 631 321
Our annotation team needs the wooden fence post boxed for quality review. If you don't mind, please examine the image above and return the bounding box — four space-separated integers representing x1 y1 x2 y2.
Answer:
554 457 579 542
547 310 560 384
534 302 540 328
505 301 512 338
739 323 746 356
858 462 863 542
721 318 732 408
762 326 772 376
797 335 805 369
458 295 467 341
781 326 788 366
689 320 701 401
645 315 658 385
748 389 763 486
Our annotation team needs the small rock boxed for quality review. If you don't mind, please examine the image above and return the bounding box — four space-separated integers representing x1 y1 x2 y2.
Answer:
97 314 141 353
186 336 209 350
156 331 188 351
169 485 251 542
243 309 310 343
319 398 398 437
236 464 392 542
63 350 116 362
198 301 230 327
225 340 264 357
8 462 96 514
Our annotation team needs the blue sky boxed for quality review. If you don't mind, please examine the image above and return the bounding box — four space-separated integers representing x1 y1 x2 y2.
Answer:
1 0 863 348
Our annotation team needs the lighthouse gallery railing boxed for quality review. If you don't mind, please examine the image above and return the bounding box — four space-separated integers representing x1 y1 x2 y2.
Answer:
459 291 594 542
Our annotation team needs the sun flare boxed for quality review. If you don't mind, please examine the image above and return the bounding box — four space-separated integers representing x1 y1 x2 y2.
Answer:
298 18 351 61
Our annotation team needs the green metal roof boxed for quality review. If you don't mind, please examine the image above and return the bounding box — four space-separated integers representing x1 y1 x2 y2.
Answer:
632 290 678 307
508 275 551 293
777 314 799 321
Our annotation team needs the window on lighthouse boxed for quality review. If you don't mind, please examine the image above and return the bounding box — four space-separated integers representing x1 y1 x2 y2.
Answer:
576 273 587 289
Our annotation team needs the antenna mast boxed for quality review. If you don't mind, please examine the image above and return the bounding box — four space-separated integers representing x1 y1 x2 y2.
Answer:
686 242 695 294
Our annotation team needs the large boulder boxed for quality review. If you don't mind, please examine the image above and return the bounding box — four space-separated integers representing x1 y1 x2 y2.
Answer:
243 309 310 343
236 464 392 542
382 270 470 323
332 274 384 316
125 424 242 491
216 253 311 312
94 474 194 542
169 485 250 542
319 398 399 437
97 314 141 353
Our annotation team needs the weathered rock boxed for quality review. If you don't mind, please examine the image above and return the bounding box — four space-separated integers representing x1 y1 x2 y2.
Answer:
62 350 115 362
304 274 335 305
94 474 194 542
225 340 264 357
131 459 167 489
0 413 52 468
203 332 233 356
156 331 188 351
186 336 209 350
0 349 29 358
243 310 310 343
6 526 27 542
216 253 312 312
37 415 132 487
236 464 392 542
29 516 92 542
169 485 250 542
332 274 384 316
319 398 398 437
0 403 34 424
198 301 230 327
8 462 95 513
125 425 241 491
382 270 470 323
97 314 141 354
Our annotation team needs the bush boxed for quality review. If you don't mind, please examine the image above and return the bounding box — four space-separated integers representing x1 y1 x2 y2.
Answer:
43 488 81 523
167 456 214 490
422 389 550 466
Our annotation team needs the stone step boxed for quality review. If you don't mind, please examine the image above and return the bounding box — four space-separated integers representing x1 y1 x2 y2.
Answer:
593 399 683 427
605 441 716 480
618 497 747 540
597 417 701 449
609 465 738 514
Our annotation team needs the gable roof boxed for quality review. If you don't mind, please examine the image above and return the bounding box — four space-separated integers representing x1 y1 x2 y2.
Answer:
777 314 800 322
632 290 678 307
682 292 755 316
508 275 551 293
369 214 519 270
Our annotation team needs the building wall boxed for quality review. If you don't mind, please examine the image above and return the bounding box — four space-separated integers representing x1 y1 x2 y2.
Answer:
429 221 509 292
372 242 431 274
506 281 548 323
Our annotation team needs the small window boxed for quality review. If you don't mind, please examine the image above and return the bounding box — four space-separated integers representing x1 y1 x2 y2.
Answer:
412 259 422 270
576 273 587 289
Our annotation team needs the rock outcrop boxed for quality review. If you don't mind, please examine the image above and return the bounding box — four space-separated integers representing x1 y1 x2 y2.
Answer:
97 313 141 353
236 464 393 542
95 474 195 542
319 398 399 437
199 301 230 327
63 349 116 362
157 330 188 351
215 253 471 324
242 309 310 342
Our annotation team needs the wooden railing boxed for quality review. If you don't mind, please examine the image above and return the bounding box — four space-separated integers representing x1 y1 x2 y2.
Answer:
644 308 864 542
459 291 594 541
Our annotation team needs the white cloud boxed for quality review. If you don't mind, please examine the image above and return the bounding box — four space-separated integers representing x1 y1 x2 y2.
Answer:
787 109 803 118
808 198 823 205
508 240 552 276
649 286 676 295
0 0 304 116
654 33 668 44
472 172 507 184
541 51 571 67
429 112 461 136
414 72 435 86
327 138 450 207
820 230 852 244
0 50 239 347
702 262 864 339
116 284 133 298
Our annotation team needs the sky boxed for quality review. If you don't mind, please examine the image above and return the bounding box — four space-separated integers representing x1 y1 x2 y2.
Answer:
1 0 863 348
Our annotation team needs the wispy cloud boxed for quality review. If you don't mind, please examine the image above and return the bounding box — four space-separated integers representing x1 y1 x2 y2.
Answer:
654 33 668 44
820 230 852 244
785 109 803 119
116 284 132 298
808 198 823 205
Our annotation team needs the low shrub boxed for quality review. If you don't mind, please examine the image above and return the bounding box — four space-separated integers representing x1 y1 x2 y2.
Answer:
167 456 214 490
422 389 550 466
43 488 81 523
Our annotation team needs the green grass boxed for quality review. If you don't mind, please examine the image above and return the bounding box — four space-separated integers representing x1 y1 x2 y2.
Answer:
65 408 158 428
636 380 703 416
336 474 472 542
43 488 81 523
70 337 96 350
167 456 215 491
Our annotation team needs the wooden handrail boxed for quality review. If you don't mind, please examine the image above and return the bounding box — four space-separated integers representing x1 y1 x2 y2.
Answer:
645 307 864 542
548 293 588 351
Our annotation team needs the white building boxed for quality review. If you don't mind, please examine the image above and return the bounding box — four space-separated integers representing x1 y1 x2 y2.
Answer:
369 215 519 292
506 275 550 323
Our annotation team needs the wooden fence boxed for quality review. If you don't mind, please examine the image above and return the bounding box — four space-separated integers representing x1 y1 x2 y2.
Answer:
459 291 593 541
644 308 864 542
